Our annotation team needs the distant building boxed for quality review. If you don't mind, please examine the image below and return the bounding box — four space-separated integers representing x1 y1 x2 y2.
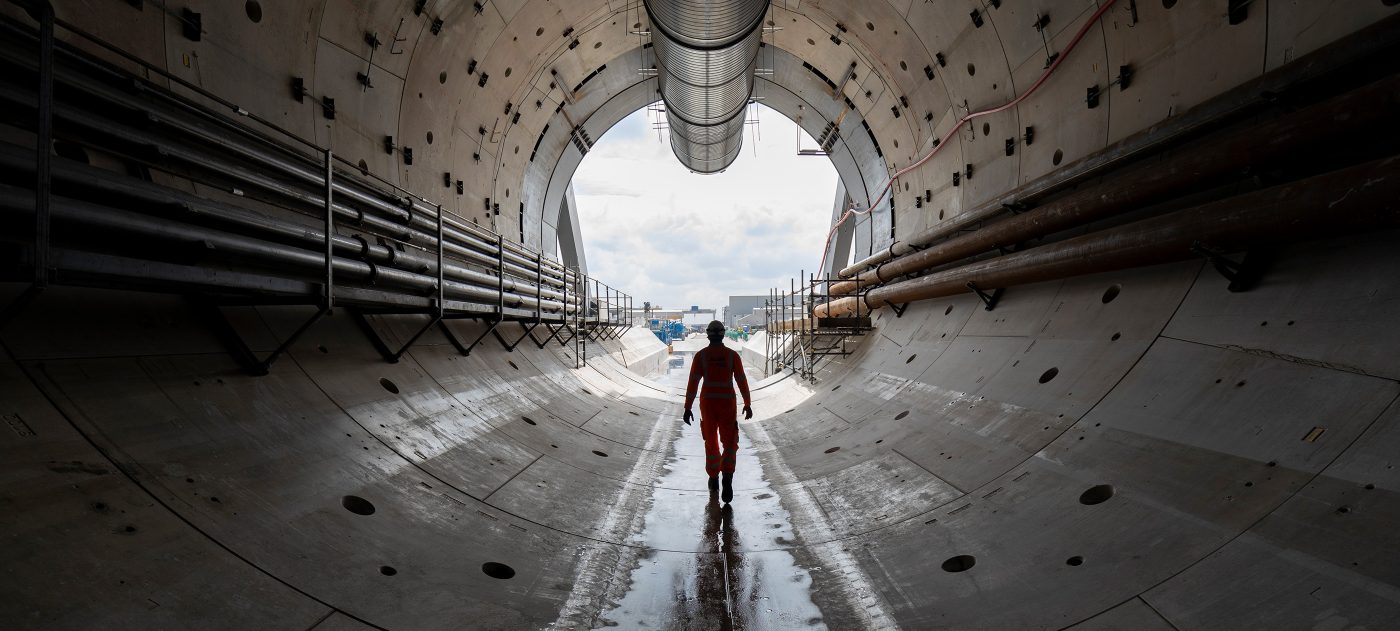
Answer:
726 295 767 327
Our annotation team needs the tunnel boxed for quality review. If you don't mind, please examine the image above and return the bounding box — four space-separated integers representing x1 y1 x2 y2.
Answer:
2 1 1400 629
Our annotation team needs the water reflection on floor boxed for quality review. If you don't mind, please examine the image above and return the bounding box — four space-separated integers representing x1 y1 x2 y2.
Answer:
593 350 826 630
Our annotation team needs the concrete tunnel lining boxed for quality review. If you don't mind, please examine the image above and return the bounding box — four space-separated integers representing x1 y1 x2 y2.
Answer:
3 0 1400 629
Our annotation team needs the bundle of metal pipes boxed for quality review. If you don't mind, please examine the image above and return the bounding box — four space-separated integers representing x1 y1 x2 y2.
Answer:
645 0 767 173
0 15 633 329
808 65 1400 320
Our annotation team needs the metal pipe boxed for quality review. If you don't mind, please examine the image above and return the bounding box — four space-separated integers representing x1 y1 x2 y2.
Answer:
837 14 1400 280
830 73 1400 295
323 148 334 309
0 186 577 312
0 145 579 309
31 0 52 286
815 156 1400 318
0 70 577 289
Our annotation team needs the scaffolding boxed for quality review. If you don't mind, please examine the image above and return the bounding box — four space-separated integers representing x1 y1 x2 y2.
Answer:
763 269 871 382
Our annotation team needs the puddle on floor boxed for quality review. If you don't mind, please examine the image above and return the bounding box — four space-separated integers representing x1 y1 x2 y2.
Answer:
592 350 826 630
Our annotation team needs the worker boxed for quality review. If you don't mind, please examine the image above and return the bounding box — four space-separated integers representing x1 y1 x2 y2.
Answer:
683 320 753 503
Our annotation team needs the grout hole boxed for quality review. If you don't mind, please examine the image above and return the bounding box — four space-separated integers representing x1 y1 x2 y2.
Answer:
482 562 516 579
1066 556 1084 566
522 417 536 425
941 555 976 572
380 566 397 576
825 446 840 454
592 450 608 457
1079 484 1114 505
1038 367 1059 384
342 495 375 515
895 410 909 420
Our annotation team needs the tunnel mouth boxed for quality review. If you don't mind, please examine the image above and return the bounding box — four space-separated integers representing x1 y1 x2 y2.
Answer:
341 495 376 516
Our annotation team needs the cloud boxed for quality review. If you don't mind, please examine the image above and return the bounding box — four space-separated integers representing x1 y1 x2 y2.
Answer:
572 104 839 311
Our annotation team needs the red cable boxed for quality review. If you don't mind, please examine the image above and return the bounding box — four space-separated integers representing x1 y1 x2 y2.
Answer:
817 0 1120 280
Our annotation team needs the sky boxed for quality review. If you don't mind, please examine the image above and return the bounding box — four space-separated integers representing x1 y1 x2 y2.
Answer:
571 104 840 313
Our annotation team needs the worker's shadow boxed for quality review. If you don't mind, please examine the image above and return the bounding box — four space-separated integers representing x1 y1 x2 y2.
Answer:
691 495 742 629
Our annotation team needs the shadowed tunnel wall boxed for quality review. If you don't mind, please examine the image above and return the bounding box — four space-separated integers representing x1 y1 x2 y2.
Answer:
2 1 1400 629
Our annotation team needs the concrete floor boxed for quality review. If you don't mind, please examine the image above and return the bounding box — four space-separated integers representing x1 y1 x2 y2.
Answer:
6 231 1400 630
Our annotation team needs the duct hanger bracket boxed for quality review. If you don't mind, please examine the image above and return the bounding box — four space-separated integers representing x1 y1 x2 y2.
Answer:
885 301 910 318
966 281 1004 311
1191 242 1270 292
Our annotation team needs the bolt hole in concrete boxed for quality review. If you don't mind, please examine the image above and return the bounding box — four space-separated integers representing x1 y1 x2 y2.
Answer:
379 378 399 394
1066 556 1085 566
982 122 991 136
508 360 519 370
1102 284 1121 303
1162 0 1177 8
906 354 918 364
1079 484 1115 505
504 67 513 77
521 416 536 426
357 159 369 175
1111 332 1121 341
245 0 261 23
1039 367 1059 383
592 450 608 457
831 385 841 391
1337 506 1352 514
482 562 516 579
342 495 375 515
825 446 841 454
379 566 397 576
942 554 976 572
439 71 447 84
967 63 976 76
426 131 434 144
895 410 910 420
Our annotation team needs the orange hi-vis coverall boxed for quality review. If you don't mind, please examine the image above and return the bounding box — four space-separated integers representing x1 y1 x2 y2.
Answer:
684 345 752 477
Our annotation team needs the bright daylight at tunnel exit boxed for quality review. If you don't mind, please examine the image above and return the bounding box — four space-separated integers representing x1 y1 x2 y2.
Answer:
2 0 1400 630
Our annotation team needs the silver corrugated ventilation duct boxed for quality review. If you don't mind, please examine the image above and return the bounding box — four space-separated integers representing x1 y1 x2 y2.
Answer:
645 0 767 173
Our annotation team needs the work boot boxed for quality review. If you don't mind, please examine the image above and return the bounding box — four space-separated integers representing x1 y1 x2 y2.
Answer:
708 476 719 492
720 472 733 503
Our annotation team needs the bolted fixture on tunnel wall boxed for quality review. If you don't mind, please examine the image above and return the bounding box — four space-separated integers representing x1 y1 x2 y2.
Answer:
644 0 767 174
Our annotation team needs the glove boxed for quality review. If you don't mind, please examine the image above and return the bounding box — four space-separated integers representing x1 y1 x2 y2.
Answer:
683 409 693 425
742 405 753 420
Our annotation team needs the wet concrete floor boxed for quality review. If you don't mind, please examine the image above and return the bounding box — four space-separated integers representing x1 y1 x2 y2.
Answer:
593 348 826 630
